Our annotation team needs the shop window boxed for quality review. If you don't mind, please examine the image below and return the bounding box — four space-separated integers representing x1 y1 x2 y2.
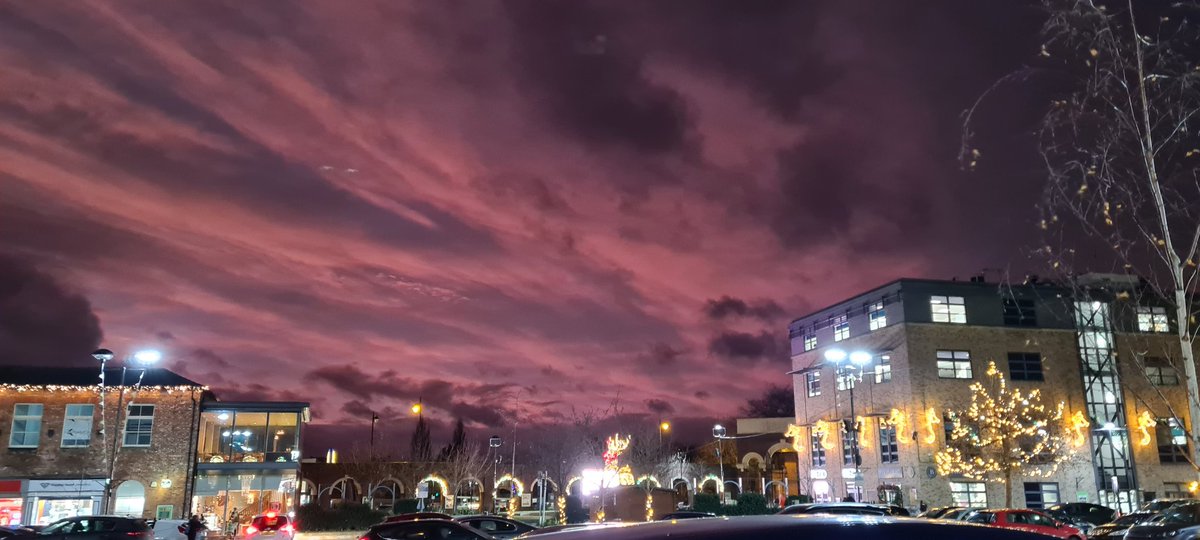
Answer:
879 425 899 464
1146 358 1179 386
1138 306 1170 333
811 433 826 467
1164 483 1190 499
9 403 43 448
1003 298 1037 327
266 412 300 462
833 315 850 342
875 354 892 383
806 372 821 397
804 334 817 352
123 405 154 447
114 481 145 517
1007 353 1044 382
231 412 269 463
868 302 887 330
950 481 987 507
1158 418 1190 463
937 350 972 379
1024 482 1059 509
62 404 95 448
931 295 966 324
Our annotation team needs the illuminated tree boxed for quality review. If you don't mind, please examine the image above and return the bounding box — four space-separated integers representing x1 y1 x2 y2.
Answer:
935 361 1074 506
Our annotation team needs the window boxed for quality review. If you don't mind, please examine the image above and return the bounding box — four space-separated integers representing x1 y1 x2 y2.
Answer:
875 354 893 383
62 404 94 447
1138 306 1170 333
123 404 155 447
1023 483 1060 509
1003 298 1037 327
1164 482 1190 499
868 302 887 330
803 334 817 352
879 425 899 464
805 372 821 397
836 367 857 391
931 295 966 324
842 428 859 466
937 350 972 379
811 432 826 467
950 481 987 507
1145 358 1179 386
9 403 43 448
1007 353 1044 382
943 412 956 442
833 315 850 342
1158 417 1189 463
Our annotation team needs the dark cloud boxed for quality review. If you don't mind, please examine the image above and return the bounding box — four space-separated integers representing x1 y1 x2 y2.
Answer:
308 365 514 427
645 398 674 414
210 382 310 403
0 254 102 366
694 391 711 399
703 296 784 321
707 331 782 364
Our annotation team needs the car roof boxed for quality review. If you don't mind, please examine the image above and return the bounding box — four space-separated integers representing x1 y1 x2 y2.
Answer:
373 518 463 529
523 515 1056 540
456 515 519 521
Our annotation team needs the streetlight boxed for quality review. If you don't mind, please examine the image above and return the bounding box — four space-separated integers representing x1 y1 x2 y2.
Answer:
489 435 502 512
713 424 727 503
93 347 161 513
823 347 873 502
659 421 670 446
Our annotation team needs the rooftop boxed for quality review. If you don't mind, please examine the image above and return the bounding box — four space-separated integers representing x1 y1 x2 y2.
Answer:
0 366 204 388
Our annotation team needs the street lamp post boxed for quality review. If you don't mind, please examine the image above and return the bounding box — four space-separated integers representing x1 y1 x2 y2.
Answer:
824 348 873 502
94 348 161 513
659 421 670 447
712 424 727 503
489 435 502 513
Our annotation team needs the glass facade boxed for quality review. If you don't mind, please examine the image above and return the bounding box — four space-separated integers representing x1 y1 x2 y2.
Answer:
198 411 300 464
192 472 298 534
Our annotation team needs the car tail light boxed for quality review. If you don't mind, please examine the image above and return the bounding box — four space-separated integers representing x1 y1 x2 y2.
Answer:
267 512 277 519
246 526 259 535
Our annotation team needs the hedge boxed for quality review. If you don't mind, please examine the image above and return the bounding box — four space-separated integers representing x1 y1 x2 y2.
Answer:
295 503 386 531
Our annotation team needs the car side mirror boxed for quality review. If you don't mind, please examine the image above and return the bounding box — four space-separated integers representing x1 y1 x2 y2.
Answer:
1055 522 1063 528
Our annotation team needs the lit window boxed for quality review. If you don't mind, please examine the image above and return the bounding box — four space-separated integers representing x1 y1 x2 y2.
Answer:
806 372 821 397
836 366 857 391
833 315 850 342
937 350 972 379
124 405 155 447
868 302 887 330
949 481 987 507
1138 306 1170 333
804 334 817 352
930 295 966 324
879 425 899 464
1007 353 1044 382
1023 483 1060 509
875 354 892 384
9 403 42 448
810 432 826 467
62 404 95 448
1158 418 1189 463
1145 358 1179 386
1003 298 1037 327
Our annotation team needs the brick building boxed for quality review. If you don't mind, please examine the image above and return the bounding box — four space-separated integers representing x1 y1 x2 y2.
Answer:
0 367 308 529
786 275 1195 512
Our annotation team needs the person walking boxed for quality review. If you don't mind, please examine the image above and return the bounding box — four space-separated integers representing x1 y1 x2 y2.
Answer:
185 515 207 540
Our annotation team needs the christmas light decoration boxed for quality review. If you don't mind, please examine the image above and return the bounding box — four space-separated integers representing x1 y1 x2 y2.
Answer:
1066 411 1090 448
636 475 661 488
0 384 206 394
557 495 566 524
645 493 654 521
1137 411 1156 446
507 494 518 519
934 361 1073 506
565 476 581 496
700 474 721 492
924 408 941 444
887 409 909 444
494 474 525 497
603 434 631 468
416 475 450 498
812 420 834 450
785 424 805 452
856 416 872 449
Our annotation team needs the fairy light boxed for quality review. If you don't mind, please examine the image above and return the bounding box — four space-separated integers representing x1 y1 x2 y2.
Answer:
494 474 525 497
635 475 661 488
1066 411 1091 448
887 409 909 444
856 416 872 449
645 493 654 521
416 475 450 498
924 408 942 444
1137 411 1156 446
557 495 567 524
785 424 805 452
507 494 518 519
812 420 834 450
0 384 206 394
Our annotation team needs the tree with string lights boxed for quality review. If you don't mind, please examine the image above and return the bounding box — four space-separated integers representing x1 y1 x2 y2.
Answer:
935 361 1075 506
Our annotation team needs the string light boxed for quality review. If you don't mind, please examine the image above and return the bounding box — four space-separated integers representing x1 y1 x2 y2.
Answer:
635 475 661 488
494 474 525 497
557 495 567 524
924 408 942 444
887 409 909 444
856 416 872 449
0 384 206 394
645 493 654 521
1137 411 1156 446
416 475 450 498
1066 411 1091 448
507 494 518 519
812 420 834 450
785 424 805 452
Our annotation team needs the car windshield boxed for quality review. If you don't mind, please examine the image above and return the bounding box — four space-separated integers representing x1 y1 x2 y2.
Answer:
1159 505 1200 525
1115 514 1151 525
251 516 289 530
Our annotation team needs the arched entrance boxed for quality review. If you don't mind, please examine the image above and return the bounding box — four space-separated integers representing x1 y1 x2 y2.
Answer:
371 478 404 512
455 478 484 513
114 480 145 517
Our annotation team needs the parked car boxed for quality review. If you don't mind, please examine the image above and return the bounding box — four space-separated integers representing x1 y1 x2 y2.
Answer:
37 517 153 540
778 502 904 516
963 509 1086 540
360 518 492 540
384 513 455 523
1046 502 1118 526
515 523 625 538
1089 512 1159 538
0 527 34 539
1140 499 1200 514
1128 502 1200 540
242 512 294 540
941 508 976 520
918 507 965 519
455 516 535 539
656 512 716 521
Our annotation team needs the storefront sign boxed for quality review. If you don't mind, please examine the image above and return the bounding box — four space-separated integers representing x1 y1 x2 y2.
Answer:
26 479 104 495
0 481 21 497
879 467 903 480
809 469 828 480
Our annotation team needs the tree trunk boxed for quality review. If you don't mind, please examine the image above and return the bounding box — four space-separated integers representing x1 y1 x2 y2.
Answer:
1004 469 1013 508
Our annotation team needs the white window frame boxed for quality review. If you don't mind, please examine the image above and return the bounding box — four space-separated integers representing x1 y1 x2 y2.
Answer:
806 372 821 397
930 295 967 324
62 404 95 448
868 302 887 330
937 350 972 379
875 354 893 383
950 481 987 507
1137 306 1169 333
833 315 849 342
803 334 817 352
9 403 43 448
123 404 155 448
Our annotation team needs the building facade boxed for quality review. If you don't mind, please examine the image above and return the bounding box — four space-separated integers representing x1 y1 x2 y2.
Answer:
787 275 1194 512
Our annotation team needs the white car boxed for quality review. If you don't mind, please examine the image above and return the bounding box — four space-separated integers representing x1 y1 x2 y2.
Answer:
242 513 294 540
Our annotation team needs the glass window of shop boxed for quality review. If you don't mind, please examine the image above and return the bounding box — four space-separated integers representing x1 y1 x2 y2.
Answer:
0 497 21 526
192 472 297 534
198 411 299 464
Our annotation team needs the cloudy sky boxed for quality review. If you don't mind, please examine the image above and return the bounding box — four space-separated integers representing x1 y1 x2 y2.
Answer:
0 1 1052 453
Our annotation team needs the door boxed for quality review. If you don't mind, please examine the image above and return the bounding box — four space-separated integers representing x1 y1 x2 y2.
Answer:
1002 512 1038 534
38 518 80 540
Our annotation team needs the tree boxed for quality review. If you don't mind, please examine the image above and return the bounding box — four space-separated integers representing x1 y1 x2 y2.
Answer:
441 441 488 513
965 1 1200 471
410 415 433 462
934 361 1075 506
741 385 796 418
439 419 467 461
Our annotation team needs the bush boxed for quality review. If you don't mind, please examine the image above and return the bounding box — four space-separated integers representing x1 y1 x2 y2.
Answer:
785 495 810 506
295 503 386 531
691 493 721 514
391 499 420 514
733 493 770 515
564 496 589 524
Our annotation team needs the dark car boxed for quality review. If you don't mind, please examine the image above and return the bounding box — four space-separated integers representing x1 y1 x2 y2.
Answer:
384 513 455 524
1140 499 1200 514
510 515 1081 540
515 523 624 538
360 519 492 540
1045 502 1117 527
942 508 975 520
777 503 902 516
0 527 35 539
1127 502 1200 540
454 516 535 539
917 507 965 519
656 512 715 521
1089 512 1158 538
37 517 153 540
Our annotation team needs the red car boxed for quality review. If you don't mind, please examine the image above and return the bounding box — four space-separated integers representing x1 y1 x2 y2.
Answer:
965 508 1087 540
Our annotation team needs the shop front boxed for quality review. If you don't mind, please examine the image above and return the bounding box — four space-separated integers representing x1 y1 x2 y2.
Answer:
0 481 23 526
21 479 103 526
192 470 298 534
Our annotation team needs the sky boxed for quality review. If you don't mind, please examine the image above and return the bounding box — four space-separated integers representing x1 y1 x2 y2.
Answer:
0 1 1054 454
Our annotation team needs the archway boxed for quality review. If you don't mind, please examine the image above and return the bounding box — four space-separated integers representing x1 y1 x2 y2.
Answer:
699 476 719 495
455 478 484 513
415 476 449 511
565 476 582 497
529 478 558 511
321 476 361 506
670 478 691 507
764 480 788 508
114 480 145 517
371 478 404 512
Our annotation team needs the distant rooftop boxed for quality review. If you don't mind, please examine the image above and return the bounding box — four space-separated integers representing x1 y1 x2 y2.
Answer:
0 366 204 388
